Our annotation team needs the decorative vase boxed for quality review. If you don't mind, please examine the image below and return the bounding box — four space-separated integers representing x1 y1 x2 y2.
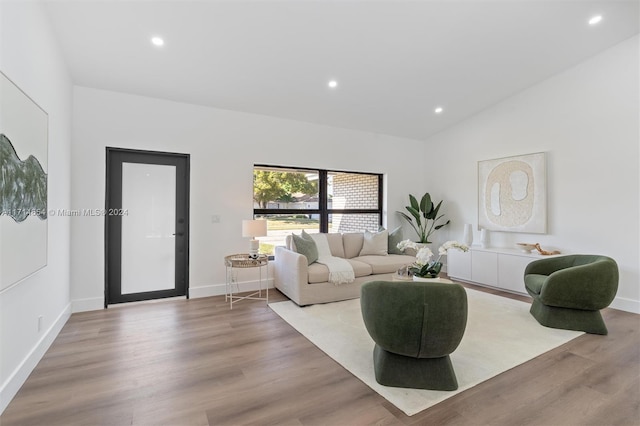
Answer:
405 242 429 256
463 224 473 246
480 229 490 248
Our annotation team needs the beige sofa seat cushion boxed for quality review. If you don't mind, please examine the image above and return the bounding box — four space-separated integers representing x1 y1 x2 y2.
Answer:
347 259 374 277
356 254 416 274
307 259 372 284
343 233 364 259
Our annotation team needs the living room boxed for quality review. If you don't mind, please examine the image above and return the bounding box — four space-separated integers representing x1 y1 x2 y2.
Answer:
1 0 638 424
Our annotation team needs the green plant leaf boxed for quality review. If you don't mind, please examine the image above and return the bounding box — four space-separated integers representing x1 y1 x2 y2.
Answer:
420 193 432 216
409 194 419 211
435 220 451 230
426 199 442 220
398 211 421 236
405 206 422 226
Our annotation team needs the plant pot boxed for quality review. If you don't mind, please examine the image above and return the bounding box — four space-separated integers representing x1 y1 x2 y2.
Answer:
411 261 443 280
404 242 430 256
412 275 442 282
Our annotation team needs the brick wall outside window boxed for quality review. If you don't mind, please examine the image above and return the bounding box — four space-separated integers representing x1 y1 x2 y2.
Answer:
331 173 379 232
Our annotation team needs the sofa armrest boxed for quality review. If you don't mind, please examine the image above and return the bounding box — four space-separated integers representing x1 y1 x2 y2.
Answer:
274 246 309 305
524 256 574 276
540 259 618 310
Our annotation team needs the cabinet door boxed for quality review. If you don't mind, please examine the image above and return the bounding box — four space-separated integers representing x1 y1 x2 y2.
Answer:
498 254 534 294
472 250 498 285
447 249 471 281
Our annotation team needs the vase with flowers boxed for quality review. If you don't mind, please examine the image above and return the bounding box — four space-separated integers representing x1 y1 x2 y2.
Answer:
397 239 469 279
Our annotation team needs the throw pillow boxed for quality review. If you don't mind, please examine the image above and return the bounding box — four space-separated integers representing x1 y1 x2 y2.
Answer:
359 229 389 256
378 226 404 255
387 226 404 255
292 231 318 265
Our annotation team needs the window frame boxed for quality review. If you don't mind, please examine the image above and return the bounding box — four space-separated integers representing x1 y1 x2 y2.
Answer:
253 164 383 233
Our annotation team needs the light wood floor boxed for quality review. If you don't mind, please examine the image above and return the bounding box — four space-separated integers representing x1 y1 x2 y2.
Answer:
2 282 639 426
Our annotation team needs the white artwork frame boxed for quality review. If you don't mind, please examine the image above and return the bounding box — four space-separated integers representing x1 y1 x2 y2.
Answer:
0 71 49 291
478 152 547 234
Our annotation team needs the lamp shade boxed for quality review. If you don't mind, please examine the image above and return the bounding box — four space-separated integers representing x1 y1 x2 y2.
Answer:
242 219 267 238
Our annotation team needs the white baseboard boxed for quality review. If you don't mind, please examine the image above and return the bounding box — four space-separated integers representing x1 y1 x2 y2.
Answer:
610 296 640 314
71 297 104 313
0 303 71 414
190 279 274 299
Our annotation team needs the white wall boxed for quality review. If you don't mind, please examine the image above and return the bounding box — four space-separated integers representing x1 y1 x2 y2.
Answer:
71 87 425 310
0 1 73 413
424 36 639 313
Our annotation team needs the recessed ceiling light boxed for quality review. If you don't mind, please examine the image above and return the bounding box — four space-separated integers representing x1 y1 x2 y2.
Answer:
434 107 444 114
328 80 338 89
151 36 164 47
588 15 603 25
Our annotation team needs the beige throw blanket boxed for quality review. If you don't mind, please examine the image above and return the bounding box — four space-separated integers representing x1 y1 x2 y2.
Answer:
310 233 355 285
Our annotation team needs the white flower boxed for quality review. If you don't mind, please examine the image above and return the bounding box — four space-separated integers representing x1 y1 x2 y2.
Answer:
415 247 434 266
438 240 469 256
396 239 419 252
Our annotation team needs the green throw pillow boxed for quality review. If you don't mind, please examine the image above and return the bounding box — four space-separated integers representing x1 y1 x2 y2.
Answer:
388 226 404 255
379 226 404 255
292 231 318 265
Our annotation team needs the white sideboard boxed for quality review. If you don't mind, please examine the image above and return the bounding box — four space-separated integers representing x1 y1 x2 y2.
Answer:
447 246 552 294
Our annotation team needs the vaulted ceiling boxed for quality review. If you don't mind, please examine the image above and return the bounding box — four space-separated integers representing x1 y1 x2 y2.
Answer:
44 0 639 141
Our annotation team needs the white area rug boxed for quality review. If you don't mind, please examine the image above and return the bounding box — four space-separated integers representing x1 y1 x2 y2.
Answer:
269 288 583 416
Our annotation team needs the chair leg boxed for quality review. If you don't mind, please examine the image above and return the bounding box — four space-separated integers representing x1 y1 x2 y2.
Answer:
529 299 608 335
372 345 459 390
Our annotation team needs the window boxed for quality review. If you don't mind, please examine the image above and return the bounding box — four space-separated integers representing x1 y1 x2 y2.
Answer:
253 165 383 255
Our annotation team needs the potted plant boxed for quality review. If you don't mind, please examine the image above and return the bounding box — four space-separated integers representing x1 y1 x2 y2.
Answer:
397 192 450 244
397 240 469 279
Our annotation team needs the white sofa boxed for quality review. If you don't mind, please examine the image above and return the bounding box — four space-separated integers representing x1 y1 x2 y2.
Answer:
274 232 416 306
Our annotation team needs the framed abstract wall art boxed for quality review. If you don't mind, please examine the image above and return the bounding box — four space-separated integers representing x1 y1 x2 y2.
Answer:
478 152 547 234
0 71 48 291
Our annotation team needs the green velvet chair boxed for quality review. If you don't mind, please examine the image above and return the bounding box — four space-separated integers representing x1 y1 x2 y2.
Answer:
524 255 618 335
360 280 468 391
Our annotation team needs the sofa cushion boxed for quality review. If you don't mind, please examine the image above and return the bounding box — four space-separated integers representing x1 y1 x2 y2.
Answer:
387 226 405 255
356 254 416 274
343 233 364 259
348 259 374 277
326 232 346 258
291 231 318 265
359 229 389 256
307 259 372 284
524 274 546 296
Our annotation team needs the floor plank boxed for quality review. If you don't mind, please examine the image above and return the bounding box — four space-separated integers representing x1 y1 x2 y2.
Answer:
1 282 638 425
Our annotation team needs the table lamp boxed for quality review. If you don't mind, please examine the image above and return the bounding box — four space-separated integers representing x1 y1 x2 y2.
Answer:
242 219 267 258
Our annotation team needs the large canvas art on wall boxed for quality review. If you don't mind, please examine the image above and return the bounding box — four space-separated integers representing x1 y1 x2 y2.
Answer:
478 152 546 234
0 71 48 291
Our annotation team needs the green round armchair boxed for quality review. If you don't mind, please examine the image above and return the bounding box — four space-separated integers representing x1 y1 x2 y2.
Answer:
524 255 618 335
360 280 468 390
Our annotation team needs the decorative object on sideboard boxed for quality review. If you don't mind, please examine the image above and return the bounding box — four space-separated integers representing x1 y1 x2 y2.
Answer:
397 192 450 243
478 152 547 234
480 228 490 248
517 242 560 255
463 223 474 246
534 243 561 255
516 242 537 253
242 219 267 258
